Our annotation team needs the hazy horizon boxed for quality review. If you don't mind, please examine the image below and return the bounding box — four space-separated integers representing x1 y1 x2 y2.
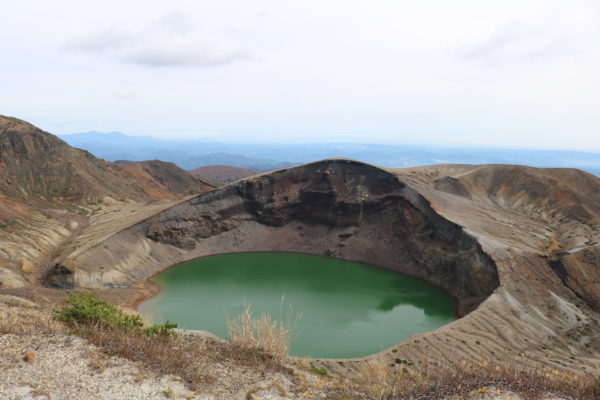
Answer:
59 129 600 153
57 130 600 178
2 1 600 150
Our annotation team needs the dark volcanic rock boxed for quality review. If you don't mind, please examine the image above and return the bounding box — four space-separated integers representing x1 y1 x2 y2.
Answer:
43 264 75 289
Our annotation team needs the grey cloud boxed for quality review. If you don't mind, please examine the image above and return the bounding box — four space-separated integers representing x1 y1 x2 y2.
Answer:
120 47 251 68
63 28 131 53
63 12 251 68
456 23 571 66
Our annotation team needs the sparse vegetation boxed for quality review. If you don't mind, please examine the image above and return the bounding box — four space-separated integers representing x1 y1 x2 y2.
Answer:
55 292 175 339
143 321 178 339
226 303 299 362
0 219 18 229
340 357 600 400
50 293 291 391
0 298 63 335
55 292 146 332
309 366 328 376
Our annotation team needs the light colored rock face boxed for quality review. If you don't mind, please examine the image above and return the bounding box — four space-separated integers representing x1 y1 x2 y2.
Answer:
0 195 183 291
27 160 600 372
0 207 86 288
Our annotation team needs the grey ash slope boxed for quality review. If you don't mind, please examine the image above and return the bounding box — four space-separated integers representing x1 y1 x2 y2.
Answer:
114 160 216 198
188 165 257 184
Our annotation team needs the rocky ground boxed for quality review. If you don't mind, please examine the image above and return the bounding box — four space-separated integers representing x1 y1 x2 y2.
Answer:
0 294 302 400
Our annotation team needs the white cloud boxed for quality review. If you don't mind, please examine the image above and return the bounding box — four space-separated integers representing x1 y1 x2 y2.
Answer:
63 11 251 68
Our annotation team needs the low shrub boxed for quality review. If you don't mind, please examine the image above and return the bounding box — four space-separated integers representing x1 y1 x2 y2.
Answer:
310 366 328 376
55 292 143 331
55 292 176 337
143 321 178 339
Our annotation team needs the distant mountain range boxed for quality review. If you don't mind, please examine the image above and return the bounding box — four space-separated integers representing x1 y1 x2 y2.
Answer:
59 132 294 171
59 131 600 177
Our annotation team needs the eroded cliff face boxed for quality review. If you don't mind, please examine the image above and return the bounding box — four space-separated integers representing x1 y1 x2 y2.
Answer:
549 247 600 312
63 160 498 315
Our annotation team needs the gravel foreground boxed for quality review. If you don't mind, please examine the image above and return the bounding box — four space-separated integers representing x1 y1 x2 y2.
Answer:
0 333 296 400
0 295 292 400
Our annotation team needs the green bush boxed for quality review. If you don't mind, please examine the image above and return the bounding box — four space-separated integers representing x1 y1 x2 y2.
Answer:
143 321 178 338
55 292 176 337
310 366 327 376
55 292 143 331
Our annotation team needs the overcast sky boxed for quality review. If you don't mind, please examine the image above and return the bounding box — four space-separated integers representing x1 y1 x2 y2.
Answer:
2 0 600 149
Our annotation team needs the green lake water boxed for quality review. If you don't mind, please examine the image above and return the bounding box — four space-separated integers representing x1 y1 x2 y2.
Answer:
139 252 456 358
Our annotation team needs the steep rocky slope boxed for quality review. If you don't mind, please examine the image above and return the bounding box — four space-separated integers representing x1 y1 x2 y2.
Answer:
53 159 600 376
0 117 214 289
188 164 257 183
115 160 215 199
0 116 151 204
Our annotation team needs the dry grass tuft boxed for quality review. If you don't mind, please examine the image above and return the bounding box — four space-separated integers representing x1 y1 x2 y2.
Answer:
226 303 299 362
0 298 64 336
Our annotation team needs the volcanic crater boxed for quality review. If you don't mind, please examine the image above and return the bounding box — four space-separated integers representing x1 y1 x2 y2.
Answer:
46 159 600 372
1 117 599 376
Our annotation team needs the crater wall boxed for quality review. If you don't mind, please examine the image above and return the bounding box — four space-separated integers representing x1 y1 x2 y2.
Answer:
61 160 499 315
